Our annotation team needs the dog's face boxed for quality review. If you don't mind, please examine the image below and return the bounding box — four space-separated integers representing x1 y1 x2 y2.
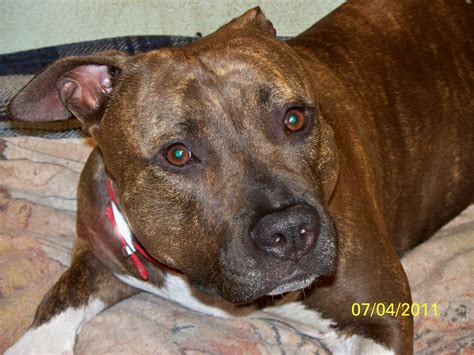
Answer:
10 8 339 304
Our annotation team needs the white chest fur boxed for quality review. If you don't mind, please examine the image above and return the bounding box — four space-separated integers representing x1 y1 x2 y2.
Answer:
115 272 254 318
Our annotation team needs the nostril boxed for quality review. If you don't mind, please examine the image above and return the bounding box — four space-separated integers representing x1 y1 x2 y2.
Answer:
272 233 285 246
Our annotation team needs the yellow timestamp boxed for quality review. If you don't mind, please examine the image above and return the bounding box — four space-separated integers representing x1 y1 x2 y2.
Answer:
351 303 438 317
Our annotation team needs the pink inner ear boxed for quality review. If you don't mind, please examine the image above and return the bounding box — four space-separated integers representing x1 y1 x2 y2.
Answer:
59 64 113 117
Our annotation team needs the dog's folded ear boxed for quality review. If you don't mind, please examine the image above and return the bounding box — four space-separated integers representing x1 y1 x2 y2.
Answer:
223 7 276 36
8 51 128 135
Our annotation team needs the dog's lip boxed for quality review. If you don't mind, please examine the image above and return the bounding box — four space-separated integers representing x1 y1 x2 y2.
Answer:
219 270 317 295
267 274 317 296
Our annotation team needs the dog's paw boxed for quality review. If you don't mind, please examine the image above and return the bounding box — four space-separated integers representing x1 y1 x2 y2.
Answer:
4 306 90 355
5 326 75 355
326 333 395 355
6 299 105 354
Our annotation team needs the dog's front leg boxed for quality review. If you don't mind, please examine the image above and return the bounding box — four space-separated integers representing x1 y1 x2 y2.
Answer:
302 225 413 355
5 244 138 355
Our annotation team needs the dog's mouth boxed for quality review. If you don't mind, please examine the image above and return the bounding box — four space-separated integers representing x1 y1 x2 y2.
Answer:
210 261 322 303
209 207 337 304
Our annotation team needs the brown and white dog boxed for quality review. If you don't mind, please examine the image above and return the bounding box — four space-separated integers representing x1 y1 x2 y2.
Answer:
5 1 474 354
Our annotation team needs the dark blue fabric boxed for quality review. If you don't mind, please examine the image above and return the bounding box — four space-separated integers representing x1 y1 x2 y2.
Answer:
0 35 196 75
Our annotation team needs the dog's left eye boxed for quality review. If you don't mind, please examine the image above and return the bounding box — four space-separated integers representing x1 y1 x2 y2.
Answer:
166 144 193 167
284 108 306 132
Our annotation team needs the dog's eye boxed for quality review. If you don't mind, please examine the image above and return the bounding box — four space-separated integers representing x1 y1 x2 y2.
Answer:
166 144 192 167
284 108 306 132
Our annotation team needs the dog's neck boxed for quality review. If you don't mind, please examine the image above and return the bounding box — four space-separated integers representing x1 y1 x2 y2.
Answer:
105 176 182 280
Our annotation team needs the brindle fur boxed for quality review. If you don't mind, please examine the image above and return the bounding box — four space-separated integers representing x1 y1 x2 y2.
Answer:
8 1 474 353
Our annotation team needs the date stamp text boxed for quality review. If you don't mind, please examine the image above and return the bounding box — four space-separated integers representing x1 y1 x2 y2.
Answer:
352 303 438 317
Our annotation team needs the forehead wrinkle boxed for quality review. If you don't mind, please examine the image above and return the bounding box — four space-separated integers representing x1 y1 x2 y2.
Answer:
179 86 254 161
237 43 314 101
185 66 250 137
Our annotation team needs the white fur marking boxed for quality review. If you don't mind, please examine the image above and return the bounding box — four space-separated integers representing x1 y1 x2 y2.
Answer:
264 300 335 333
5 299 105 355
330 334 395 354
265 301 394 354
115 273 255 318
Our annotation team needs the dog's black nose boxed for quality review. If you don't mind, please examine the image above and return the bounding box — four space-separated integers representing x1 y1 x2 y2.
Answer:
251 205 319 261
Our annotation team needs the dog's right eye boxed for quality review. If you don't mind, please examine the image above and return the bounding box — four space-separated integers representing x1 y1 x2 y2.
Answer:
166 144 193 167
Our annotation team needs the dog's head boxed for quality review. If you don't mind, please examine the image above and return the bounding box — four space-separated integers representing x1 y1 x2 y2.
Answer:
9 8 339 304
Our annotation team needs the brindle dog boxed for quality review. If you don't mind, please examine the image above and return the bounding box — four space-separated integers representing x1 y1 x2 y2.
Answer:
6 1 474 354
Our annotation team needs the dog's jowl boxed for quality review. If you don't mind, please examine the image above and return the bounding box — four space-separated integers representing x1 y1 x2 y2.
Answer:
5 1 474 354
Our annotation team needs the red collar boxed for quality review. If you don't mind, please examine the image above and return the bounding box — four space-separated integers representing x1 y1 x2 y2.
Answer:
104 176 182 280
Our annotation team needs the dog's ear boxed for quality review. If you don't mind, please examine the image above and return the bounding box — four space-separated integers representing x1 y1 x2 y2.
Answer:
8 51 128 135
223 7 276 36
